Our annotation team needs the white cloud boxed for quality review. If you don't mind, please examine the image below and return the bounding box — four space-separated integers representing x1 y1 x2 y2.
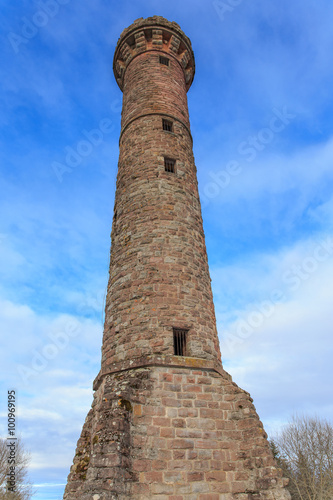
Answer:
20 409 64 422
34 484 66 488
0 237 26 279
200 134 333 207
0 297 101 478
214 235 333 429
212 231 333 310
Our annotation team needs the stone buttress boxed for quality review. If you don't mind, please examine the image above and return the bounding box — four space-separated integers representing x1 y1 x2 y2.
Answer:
64 16 291 500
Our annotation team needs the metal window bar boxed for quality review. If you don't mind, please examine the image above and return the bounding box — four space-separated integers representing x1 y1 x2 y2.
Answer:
159 56 170 66
173 329 187 356
164 158 176 173
163 119 173 132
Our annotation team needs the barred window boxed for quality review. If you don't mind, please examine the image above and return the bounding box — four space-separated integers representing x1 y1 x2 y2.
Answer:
163 119 173 132
159 56 170 66
173 329 187 356
164 157 176 173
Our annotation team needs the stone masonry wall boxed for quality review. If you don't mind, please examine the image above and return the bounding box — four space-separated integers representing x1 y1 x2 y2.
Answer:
100 46 222 375
121 51 190 131
64 364 290 500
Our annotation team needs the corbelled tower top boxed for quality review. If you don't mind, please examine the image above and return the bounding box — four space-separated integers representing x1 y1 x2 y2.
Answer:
113 16 195 92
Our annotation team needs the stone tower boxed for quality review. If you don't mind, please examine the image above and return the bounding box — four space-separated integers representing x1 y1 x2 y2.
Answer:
64 16 290 500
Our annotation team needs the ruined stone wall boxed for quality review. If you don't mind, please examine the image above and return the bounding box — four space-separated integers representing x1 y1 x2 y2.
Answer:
64 364 289 500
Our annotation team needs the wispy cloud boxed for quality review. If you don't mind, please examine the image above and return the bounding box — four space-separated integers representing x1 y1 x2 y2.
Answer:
214 233 333 428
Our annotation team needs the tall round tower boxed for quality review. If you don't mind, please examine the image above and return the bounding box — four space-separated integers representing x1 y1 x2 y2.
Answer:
98 15 221 383
64 17 291 500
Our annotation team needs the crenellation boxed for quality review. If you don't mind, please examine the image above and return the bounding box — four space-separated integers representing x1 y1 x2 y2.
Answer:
152 29 163 48
179 50 190 69
119 42 133 63
170 34 181 54
134 31 147 51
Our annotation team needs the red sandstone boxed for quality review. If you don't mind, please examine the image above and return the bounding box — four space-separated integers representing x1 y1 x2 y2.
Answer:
64 16 291 500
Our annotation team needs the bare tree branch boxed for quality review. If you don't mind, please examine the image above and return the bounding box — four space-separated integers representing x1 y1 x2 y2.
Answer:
272 415 333 500
0 438 34 500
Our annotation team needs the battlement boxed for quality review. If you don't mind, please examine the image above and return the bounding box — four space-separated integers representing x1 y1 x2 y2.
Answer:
113 16 195 92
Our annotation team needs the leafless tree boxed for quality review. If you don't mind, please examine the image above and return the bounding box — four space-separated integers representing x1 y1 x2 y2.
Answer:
272 415 333 500
0 437 34 500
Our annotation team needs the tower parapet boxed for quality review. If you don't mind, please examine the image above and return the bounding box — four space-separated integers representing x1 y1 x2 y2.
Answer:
113 16 195 92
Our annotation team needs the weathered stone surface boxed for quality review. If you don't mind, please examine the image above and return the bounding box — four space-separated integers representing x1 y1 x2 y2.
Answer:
64 16 291 500
64 366 290 499
113 15 195 91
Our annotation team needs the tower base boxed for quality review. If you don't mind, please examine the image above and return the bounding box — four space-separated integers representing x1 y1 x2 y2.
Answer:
64 359 290 500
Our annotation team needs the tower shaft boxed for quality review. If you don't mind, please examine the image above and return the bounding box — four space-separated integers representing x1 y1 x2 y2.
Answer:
99 17 220 379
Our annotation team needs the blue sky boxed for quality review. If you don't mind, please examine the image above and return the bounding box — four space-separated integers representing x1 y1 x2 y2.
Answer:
1 1 333 498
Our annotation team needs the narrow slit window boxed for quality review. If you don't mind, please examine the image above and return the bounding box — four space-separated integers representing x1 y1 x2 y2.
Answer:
173 329 187 356
163 119 173 132
159 56 170 66
164 157 176 173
